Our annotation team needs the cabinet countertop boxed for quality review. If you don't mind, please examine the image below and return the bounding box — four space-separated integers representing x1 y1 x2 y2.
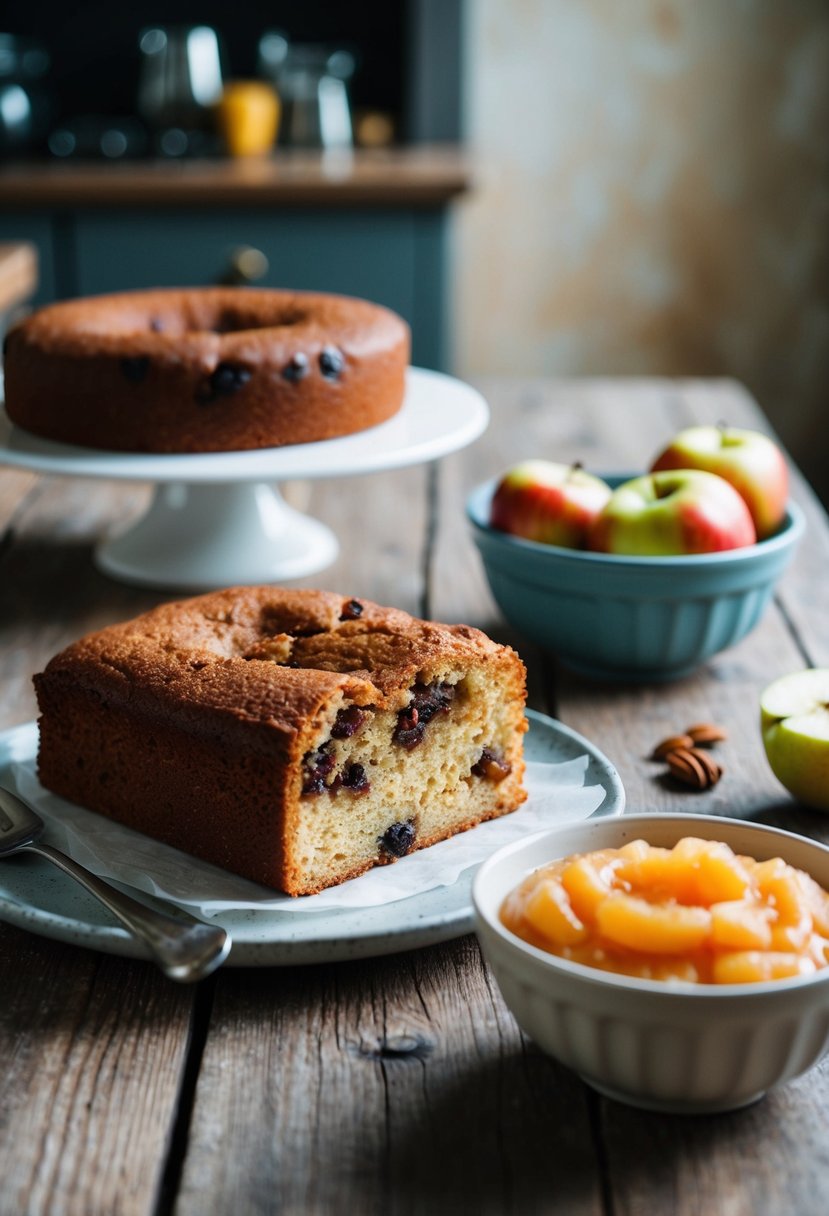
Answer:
0 146 473 209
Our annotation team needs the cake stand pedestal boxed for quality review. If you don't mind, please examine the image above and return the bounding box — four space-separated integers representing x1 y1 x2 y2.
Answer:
97 482 340 587
0 368 488 591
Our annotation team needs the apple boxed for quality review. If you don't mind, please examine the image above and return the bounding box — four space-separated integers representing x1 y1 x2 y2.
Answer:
489 461 612 548
761 669 829 812
588 469 757 555
651 425 788 541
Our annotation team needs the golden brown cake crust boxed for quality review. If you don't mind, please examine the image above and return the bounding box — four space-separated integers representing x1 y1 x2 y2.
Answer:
40 587 504 719
4 287 410 453
34 588 528 894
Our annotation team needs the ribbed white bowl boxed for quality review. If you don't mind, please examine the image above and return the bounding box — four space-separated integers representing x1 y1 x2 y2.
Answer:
473 814 829 1113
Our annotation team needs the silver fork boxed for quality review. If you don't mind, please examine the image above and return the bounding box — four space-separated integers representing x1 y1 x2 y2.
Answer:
0 786 231 982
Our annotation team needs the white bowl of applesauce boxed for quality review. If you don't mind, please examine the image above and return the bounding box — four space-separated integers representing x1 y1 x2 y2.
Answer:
472 814 829 1114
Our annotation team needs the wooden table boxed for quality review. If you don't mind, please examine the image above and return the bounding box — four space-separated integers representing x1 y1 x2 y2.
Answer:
1 378 828 1216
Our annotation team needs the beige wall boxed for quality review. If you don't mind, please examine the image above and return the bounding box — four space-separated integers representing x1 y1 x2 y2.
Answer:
454 0 829 497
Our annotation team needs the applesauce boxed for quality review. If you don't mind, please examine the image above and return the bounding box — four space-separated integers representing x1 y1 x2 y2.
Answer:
500 836 829 984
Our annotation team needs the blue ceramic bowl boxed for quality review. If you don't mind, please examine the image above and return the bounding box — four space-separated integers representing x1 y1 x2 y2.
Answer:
467 477 805 682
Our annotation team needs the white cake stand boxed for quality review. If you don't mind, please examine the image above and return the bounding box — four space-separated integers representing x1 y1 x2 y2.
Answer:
0 367 488 590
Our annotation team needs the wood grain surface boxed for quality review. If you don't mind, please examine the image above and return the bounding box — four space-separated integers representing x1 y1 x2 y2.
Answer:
0 379 827 1216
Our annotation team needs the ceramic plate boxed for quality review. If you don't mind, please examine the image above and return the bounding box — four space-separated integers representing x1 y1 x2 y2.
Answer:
0 711 624 966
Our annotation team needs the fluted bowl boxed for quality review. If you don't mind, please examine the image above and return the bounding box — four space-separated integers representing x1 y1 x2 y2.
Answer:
467 478 804 682
472 813 829 1114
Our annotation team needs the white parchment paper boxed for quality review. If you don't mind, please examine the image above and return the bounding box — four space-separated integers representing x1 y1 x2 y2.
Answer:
9 753 605 916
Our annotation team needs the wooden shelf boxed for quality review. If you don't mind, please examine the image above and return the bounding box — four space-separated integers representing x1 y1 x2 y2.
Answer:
0 146 473 209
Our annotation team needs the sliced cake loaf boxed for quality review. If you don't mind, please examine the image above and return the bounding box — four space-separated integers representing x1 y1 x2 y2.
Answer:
34 587 528 895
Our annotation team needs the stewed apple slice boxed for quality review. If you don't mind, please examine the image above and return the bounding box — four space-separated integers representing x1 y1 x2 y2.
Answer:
596 892 712 954
523 878 589 946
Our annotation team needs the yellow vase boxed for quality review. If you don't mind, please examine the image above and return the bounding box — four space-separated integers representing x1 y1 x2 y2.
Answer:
217 82 280 157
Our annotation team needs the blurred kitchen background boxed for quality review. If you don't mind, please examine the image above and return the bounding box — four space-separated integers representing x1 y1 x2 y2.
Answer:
0 0 827 501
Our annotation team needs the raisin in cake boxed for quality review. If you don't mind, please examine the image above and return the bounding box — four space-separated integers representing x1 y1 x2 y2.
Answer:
34 588 527 895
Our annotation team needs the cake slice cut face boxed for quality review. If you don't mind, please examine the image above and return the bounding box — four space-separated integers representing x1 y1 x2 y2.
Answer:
34 588 528 895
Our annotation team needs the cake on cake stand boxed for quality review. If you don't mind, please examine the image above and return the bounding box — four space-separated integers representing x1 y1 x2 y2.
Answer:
0 367 488 590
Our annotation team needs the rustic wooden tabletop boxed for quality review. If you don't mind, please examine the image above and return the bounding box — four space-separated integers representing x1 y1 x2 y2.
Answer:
1 378 828 1216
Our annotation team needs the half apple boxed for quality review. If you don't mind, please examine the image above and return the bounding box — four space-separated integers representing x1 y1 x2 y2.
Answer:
761 669 829 812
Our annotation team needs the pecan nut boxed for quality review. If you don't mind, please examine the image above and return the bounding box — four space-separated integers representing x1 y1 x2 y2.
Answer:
686 722 728 746
666 746 723 790
651 733 694 761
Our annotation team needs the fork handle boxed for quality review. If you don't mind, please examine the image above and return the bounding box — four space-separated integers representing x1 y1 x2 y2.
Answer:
24 840 231 982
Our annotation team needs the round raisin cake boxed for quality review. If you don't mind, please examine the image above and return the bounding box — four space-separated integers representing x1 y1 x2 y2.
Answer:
3 287 410 453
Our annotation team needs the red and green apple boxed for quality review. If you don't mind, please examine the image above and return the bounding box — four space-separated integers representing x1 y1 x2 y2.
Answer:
588 470 757 556
651 425 788 541
490 461 612 548
761 669 829 812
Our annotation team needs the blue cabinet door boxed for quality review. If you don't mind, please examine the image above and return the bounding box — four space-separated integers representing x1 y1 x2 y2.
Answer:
73 208 447 368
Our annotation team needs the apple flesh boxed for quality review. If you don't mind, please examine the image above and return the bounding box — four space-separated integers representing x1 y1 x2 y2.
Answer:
761 669 829 812
651 425 788 541
588 469 757 556
490 460 612 548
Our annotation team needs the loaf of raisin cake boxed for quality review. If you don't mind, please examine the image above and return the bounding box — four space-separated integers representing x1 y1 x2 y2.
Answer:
34 588 527 895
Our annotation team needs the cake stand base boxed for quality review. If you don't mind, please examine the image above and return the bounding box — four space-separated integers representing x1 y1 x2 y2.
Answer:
96 482 339 590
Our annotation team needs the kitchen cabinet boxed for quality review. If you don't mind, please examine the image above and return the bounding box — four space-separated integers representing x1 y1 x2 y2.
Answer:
71 208 445 368
0 148 470 370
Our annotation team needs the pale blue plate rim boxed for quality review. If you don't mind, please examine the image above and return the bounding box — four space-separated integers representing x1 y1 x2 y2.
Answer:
0 711 624 967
